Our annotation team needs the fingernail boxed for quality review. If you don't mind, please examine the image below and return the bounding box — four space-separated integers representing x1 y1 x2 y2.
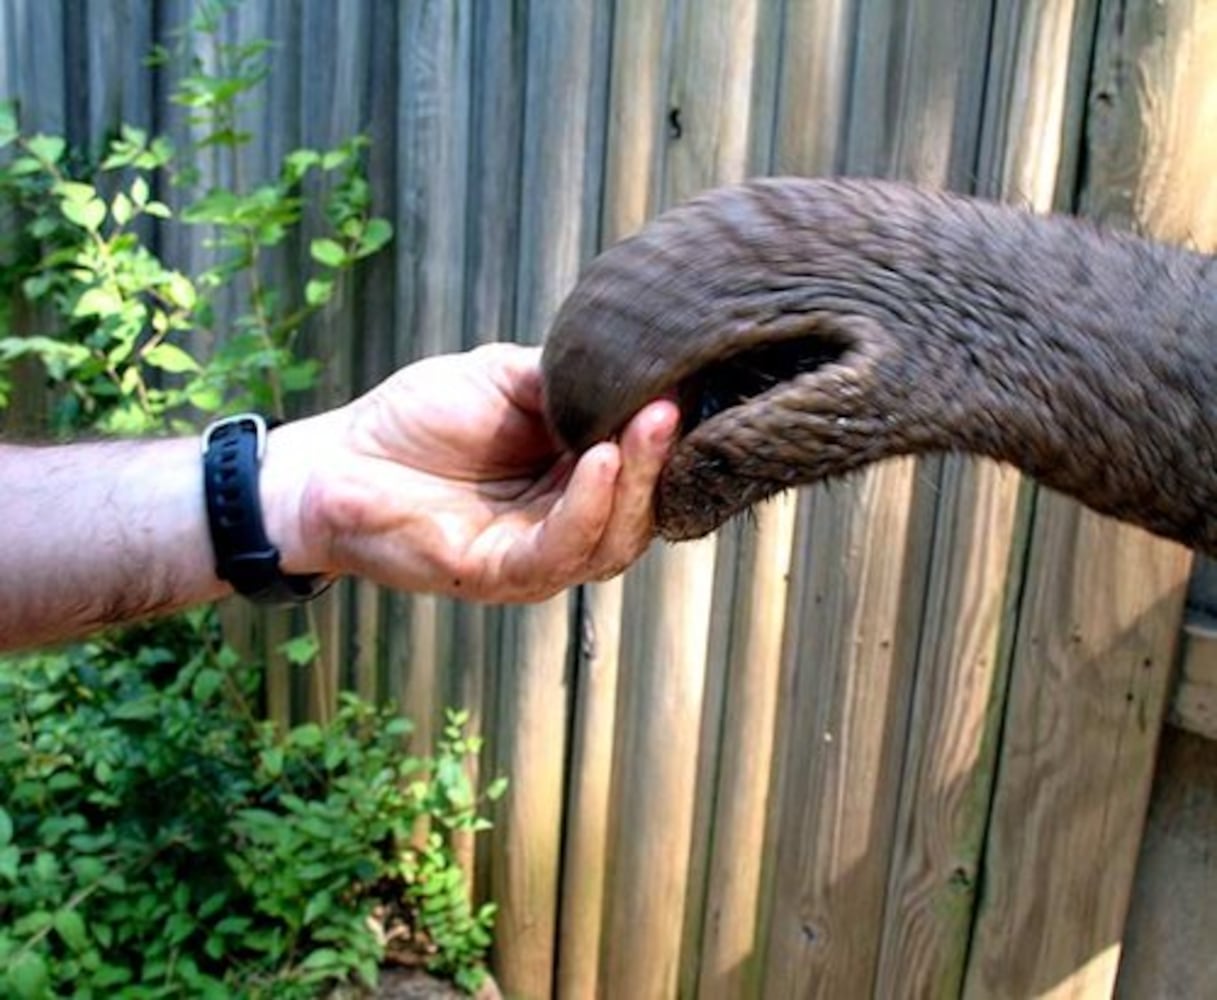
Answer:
653 406 679 445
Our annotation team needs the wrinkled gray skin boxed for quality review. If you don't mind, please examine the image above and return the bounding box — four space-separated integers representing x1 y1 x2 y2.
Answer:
541 178 1217 548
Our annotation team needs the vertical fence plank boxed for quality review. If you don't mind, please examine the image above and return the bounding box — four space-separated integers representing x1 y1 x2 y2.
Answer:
148 0 295 722
597 3 761 997
873 1 1096 995
555 0 672 995
758 466 932 998
963 2 1210 995
963 520 1191 999
461 0 526 904
73 0 154 146
0 1 69 437
0 1 67 134
768 0 855 178
346 0 400 705
688 497 798 999
386 0 473 757
757 2 995 996
463 0 525 352
238 0 306 724
298 0 370 723
684 3 855 997
489 2 612 995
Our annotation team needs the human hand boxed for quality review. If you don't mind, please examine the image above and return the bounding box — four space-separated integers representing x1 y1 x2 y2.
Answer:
264 344 678 602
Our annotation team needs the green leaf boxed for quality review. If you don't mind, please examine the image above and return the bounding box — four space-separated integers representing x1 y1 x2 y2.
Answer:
7 951 48 999
73 287 123 319
112 699 158 721
143 343 200 374
284 148 320 182
7 156 43 176
0 807 11 846
0 845 19 883
289 723 323 750
0 336 90 371
191 667 224 701
309 238 347 268
163 272 197 311
357 218 393 258
120 366 142 397
61 197 106 232
303 890 332 925
111 192 133 227
278 633 319 666
54 909 88 952
143 201 171 219
485 776 509 802
186 382 223 411
54 180 97 204
214 916 251 936
320 147 350 170
260 746 283 779
146 136 175 168
27 133 65 164
182 189 238 224
299 947 343 971
131 175 149 207
304 278 333 307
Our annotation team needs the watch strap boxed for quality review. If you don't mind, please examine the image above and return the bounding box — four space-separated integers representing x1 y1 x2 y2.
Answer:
201 414 329 604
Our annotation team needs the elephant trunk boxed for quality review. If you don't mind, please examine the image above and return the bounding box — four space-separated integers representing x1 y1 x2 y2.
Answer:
541 178 1217 551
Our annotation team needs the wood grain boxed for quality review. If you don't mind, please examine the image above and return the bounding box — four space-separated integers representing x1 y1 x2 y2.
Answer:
387 0 474 754
555 0 671 995
757 2 994 995
682 4 854 996
489 2 612 996
597 3 763 997
298 0 374 723
874 2 1096 994
758 465 930 998
345 0 401 706
963 504 1191 999
964 2 1209 995
460 0 526 906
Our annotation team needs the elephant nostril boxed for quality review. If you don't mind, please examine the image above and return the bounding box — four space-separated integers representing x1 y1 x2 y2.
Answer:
675 334 850 435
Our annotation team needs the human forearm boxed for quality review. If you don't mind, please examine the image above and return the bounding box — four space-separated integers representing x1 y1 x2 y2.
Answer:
0 410 352 652
0 437 234 650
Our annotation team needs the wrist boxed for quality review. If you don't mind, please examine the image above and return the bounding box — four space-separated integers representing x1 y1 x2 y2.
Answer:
257 413 345 578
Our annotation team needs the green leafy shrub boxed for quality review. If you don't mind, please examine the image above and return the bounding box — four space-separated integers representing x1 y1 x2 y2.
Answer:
0 0 390 433
0 620 503 998
0 2 502 995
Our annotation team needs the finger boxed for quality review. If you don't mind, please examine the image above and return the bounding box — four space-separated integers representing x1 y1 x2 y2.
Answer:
500 441 621 599
587 399 679 578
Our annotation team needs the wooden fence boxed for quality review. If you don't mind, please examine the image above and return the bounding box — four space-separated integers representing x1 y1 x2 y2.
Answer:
3 1 1216 997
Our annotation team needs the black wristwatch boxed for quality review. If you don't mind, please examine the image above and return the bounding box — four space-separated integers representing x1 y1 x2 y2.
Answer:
201 413 330 605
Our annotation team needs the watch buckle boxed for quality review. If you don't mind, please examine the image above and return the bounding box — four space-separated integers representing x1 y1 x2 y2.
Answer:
200 413 269 462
